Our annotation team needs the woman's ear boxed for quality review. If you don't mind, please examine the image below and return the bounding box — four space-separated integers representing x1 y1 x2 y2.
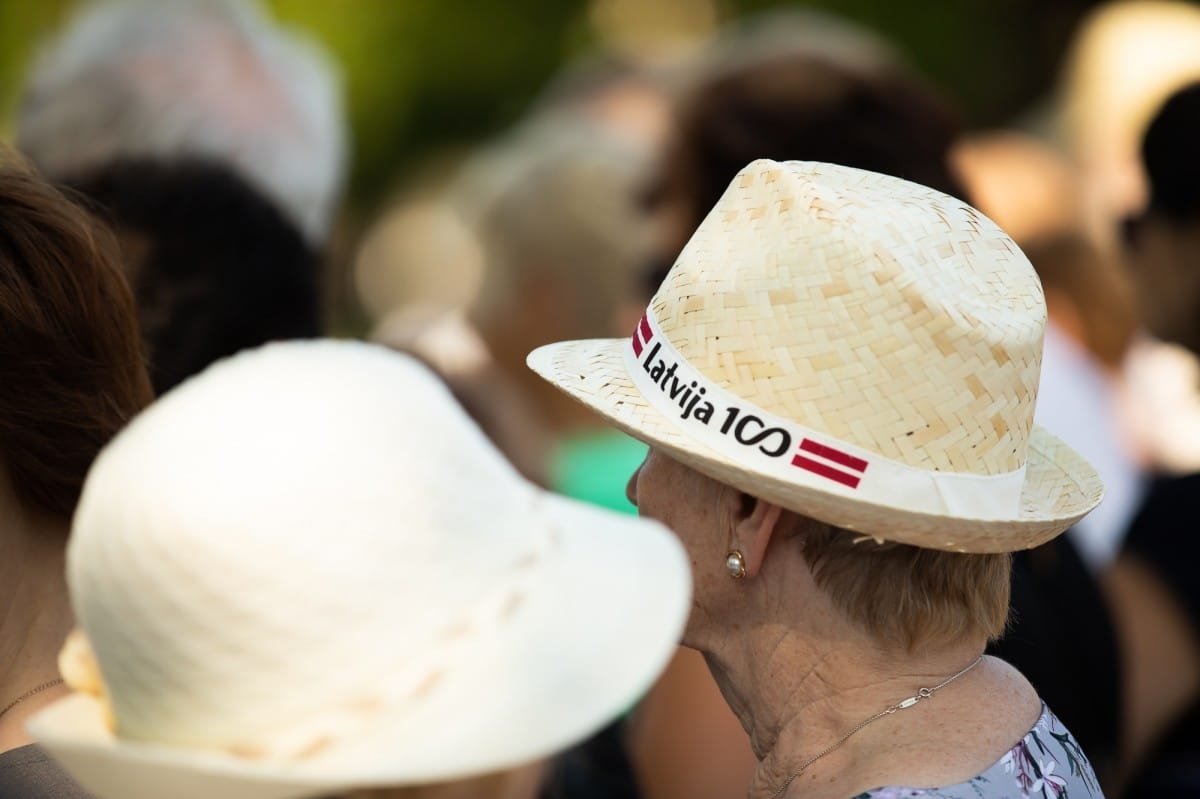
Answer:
731 496 784 578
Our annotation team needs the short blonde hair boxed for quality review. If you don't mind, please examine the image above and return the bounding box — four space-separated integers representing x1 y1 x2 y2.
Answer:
454 113 651 338
799 519 1011 652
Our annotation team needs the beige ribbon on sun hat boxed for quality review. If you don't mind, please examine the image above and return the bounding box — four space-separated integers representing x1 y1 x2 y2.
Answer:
624 309 1028 520
58 518 557 763
229 525 556 762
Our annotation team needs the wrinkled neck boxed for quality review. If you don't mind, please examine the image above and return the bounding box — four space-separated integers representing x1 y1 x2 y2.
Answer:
694 610 985 799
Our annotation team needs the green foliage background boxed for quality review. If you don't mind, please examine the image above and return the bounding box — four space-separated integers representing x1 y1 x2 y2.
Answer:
0 0 1109 215
0 0 1118 331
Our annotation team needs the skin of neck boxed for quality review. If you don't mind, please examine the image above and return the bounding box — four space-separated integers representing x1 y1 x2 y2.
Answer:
686 533 987 797
0 479 74 751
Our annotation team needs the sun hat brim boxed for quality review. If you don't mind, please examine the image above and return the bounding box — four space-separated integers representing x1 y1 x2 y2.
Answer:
527 338 1103 553
28 490 691 799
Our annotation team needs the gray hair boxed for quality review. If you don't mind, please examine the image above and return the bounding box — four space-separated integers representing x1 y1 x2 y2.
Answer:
16 0 348 246
453 112 653 338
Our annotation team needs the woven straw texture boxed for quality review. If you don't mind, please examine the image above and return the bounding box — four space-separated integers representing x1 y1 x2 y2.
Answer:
528 159 1103 552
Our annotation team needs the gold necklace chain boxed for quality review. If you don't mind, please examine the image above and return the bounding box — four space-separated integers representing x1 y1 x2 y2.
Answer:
770 655 984 799
0 678 64 722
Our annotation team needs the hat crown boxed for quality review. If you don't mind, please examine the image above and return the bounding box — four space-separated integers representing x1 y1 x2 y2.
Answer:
652 159 1045 476
68 340 540 751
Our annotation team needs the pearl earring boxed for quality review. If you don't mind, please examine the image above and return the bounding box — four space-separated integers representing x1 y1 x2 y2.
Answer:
725 549 747 579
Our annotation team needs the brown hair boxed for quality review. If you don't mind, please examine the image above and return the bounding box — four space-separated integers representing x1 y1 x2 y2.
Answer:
644 53 970 264
1021 232 1139 370
800 520 1012 652
640 54 1011 652
0 155 154 521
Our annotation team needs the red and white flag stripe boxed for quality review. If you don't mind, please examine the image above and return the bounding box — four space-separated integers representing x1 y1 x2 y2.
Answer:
792 438 869 488
631 313 654 356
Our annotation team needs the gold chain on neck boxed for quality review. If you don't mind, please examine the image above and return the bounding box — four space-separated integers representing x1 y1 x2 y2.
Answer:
770 655 984 799
0 678 64 722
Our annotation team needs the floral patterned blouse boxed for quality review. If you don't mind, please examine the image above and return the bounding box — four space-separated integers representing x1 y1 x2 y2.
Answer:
854 704 1104 799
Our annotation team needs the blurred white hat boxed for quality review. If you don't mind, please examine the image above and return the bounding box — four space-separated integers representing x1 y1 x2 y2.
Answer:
29 339 689 799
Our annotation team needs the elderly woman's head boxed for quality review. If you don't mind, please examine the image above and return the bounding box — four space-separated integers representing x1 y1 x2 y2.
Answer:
628 447 1010 655
0 154 153 527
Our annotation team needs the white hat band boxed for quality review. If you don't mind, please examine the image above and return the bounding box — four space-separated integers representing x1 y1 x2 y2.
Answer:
623 310 1027 521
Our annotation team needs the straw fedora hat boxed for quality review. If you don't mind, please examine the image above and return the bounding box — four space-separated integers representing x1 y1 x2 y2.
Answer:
28 339 690 799
528 158 1103 553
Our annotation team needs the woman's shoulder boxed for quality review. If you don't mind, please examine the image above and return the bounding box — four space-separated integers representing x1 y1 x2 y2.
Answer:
853 705 1106 799
0 744 94 799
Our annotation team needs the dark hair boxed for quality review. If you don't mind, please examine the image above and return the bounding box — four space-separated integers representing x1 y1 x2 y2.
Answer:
1142 80 1200 221
642 54 970 293
1020 232 1138 369
65 158 323 395
0 157 154 520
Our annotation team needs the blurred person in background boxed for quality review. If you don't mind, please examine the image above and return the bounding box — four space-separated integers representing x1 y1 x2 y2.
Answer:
678 6 910 99
353 190 485 360
1046 0 1200 522
1047 0 1200 254
362 112 655 510
24 339 691 799
13 0 343 394
639 9 931 274
627 39 1125 799
0 153 154 798
356 111 664 799
63 157 323 396
523 50 676 158
952 130 1146 573
1104 79 1200 799
1048 10 1200 788
15 0 349 253
453 114 655 507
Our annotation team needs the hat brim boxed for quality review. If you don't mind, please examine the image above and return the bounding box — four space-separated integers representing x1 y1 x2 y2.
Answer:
527 338 1103 553
28 491 691 799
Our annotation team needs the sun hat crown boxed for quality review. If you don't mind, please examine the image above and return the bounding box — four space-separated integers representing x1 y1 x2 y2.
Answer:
66 340 545 751
653 158 1045 476
529 159 1102 552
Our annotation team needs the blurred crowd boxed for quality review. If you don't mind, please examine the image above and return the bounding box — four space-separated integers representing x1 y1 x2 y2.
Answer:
5 0 1200 798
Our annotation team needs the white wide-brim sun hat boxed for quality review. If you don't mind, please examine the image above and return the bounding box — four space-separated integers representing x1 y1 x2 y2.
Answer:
28 339 691 799
529 159 1104 553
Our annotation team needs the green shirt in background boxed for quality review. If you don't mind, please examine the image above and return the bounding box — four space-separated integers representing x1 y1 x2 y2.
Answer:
550 430 647 515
